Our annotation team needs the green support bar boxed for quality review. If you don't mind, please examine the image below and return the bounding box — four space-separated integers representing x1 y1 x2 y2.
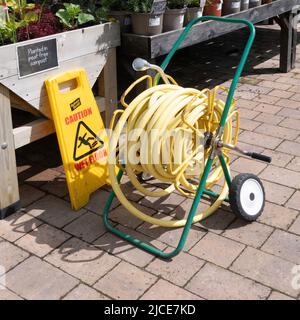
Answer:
103 16 256 259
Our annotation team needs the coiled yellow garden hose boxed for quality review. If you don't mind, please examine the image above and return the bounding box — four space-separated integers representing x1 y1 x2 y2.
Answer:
108 74 239 228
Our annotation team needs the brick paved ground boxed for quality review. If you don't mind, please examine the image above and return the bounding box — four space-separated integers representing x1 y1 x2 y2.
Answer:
1 24 300 300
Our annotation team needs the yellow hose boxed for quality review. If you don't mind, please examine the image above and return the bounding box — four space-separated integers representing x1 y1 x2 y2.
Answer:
108 74 239 228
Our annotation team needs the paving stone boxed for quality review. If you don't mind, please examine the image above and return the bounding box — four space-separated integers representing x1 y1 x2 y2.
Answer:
261 166 300 189
280 118 300 131
190 233 245 268
41 176 69 198
141 279 201 300
289 215 300 236
146 250 204 287
0 241 29 274
277 141 300 158
94 225 166 268
137 213 206 251
139 191 186 214
24 169 61 188
231 157 267 175
3 256 78 300
239 131 282 149
257 74 280 81
94 261 157 300
63 211 107 243
268 89 294 99
260 80 291 91
255 123 300 140
198 209 236 234
238 118 261 131
239 84 273 95
109 203 155 229
63 284 108 300
254 103 282 115
258 202 298 230
276 98 300 110
186 263 270 300
277 107 300 119
223 220 273 248
254 113 284 126
253 95 280 105
235 91 258 100
290 93 300 102
238 109 260 120
288 85 300 93
84 189 120 215
236 99 259 109
276 76 300 86
19 184 45 208
15 224 70 257
261 150 293 168
262 229 300 264
231 247 300 298
45 237 120 285
0 287 23 300
286 191 300 211
262 180 295 206
268 291 295 300
0 212 43 242
27 195 85 228
286 157 300 172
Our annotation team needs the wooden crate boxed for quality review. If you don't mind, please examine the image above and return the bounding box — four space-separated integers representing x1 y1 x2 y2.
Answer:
0 22 120 218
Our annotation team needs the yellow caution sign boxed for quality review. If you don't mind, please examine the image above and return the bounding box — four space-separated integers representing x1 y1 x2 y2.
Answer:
45 69 110 210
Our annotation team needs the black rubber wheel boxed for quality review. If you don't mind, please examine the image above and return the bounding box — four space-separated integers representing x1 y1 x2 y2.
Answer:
229 173 265 222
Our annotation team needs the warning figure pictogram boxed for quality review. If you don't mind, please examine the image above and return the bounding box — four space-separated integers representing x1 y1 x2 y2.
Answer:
73 121 104 161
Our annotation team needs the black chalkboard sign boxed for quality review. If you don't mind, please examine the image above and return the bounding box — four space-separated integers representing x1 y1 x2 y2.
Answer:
151 0 167 15
17 38 59 78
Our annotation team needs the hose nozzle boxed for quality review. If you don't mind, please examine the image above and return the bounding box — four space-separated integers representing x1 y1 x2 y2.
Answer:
132 58 170 84
132 58 151 71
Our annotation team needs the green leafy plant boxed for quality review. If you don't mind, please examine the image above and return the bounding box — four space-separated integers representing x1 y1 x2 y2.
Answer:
55 2 95 29
102 0 128 11
187 0 200 7
127 0 152 13
0 0 39 43
167 0 190 9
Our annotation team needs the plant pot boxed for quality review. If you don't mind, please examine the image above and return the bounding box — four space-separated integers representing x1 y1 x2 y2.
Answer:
222 0 241 15
204 0 223 17
241 0 249 10
163 8 186 32
109 11 132 33
249 0 262 8
131 13 163 36
185 1 206 25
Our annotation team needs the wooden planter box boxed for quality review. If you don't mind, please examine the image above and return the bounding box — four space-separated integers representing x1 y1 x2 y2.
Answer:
0 22 120 218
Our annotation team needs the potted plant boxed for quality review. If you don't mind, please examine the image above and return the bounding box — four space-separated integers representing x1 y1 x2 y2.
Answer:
185 0 206 26
103 0 132 33
241 0 249 10
203 0 223 16
222 0 241 15
163 0 188 32
249 0 261 7
128 0 164 36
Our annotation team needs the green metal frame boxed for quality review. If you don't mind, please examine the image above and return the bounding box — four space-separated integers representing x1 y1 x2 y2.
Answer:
103 16 256 259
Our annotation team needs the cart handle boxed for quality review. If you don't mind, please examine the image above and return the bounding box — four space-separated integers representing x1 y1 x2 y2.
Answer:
160 16 256 129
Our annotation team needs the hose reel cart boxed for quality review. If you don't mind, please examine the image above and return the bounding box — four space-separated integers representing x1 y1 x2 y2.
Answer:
103 16 272 259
